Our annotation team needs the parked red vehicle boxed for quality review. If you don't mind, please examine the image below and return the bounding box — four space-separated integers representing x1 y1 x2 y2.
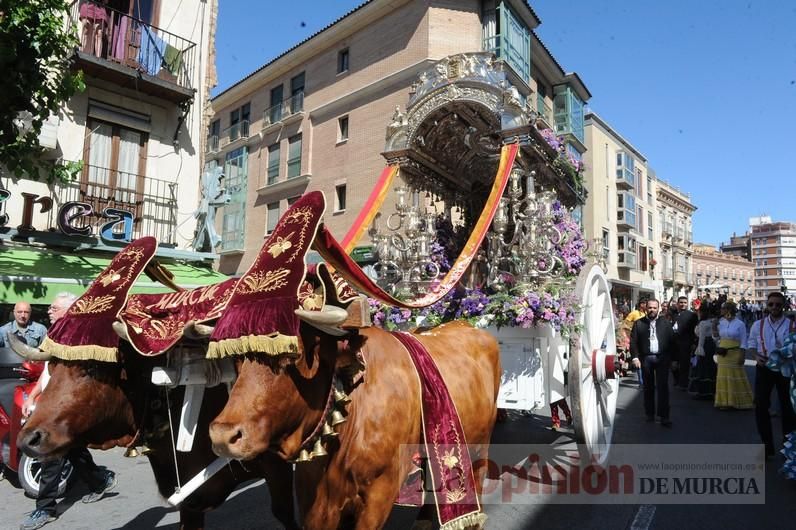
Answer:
0 347 73 497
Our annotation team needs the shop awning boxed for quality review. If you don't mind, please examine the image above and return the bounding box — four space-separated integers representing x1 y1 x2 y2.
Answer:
0 246 229 305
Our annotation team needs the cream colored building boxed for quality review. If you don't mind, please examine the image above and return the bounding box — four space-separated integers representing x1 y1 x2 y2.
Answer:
582 112 661 303
692 243 754 301
208 0 591 275
1 0 216 250
750 220 796 302
656 177 696 301
1 0 220 306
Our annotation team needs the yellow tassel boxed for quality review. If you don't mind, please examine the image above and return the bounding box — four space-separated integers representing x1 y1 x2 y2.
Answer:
439 512 487 530
41 337 118 363
206 333 300 359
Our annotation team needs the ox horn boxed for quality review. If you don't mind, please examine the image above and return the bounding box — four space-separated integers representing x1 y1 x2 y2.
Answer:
112 321 131 342
183 321 215 339
7 333 51 361
294 305 348 326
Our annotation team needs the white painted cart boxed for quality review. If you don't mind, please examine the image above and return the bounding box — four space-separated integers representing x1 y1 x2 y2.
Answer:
495 263 618 464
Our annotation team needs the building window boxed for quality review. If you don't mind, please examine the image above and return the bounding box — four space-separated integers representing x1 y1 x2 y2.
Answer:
636 168 643 195
335 183 347 212
229 103 250 141
338 115 349 142
83 119 148 228
208 119 220 151
268 85 283 124
616 152 635 188
290 72 305 113
267 143 280 185
647 211 654 240
482 1 530 82
287 134 302 178
601 228 610 262
266 201 280 235
639 244 648 271
554 85 585 142
337 48 349 73
638 206 644 234
617 192 636 228
647 176 653 204
221 147 248 251
618 234 637 267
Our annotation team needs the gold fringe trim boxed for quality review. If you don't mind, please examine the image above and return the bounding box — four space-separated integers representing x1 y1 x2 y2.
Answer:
206 333 300 359
439 512 487 530
40 336 119 363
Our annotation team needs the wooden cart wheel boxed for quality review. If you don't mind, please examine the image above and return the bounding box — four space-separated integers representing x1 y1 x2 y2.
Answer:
568 262 618 465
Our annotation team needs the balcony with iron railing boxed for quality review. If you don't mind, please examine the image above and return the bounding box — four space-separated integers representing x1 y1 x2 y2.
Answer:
262 92 305 129
69 0 196 103
48 165 178 245
219 121 250 148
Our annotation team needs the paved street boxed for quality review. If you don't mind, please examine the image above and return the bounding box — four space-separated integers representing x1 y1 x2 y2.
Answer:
2 364 795 529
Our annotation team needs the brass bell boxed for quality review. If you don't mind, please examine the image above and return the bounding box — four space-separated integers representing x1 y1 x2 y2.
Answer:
124 447 139 458
295 449 312 463
311 439 328 458
330 410 347 427
140 444 153 456
321 422 338 438
333 388 351 405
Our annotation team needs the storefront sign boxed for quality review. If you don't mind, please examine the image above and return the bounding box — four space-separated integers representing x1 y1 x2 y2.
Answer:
0 186 135 244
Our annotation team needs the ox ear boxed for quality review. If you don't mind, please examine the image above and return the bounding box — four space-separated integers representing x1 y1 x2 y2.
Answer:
333 333 367 378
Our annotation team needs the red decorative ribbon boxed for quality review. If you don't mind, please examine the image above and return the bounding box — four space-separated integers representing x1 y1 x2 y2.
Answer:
314 143 519 308
341 165 399 253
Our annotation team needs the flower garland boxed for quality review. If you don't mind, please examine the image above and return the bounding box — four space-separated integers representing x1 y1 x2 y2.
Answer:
369 204 586 336
540 128 585 191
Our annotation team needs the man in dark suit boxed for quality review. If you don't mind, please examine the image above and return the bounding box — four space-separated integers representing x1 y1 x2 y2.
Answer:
631 298 675 427
673 296 698 390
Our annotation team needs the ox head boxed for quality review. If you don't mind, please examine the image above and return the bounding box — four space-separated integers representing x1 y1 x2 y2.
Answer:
17 356 134 459
15 322 213 459
209 306 355 461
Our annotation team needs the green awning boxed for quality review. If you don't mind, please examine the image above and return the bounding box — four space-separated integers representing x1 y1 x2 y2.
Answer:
0 246 229 305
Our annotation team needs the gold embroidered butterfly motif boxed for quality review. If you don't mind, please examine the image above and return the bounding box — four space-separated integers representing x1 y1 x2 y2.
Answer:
267 232 294 258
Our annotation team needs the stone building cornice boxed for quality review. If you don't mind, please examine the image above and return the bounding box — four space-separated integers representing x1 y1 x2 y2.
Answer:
656 187 696 214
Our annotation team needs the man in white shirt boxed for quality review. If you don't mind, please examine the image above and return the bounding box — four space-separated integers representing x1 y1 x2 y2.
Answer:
746 291 796 458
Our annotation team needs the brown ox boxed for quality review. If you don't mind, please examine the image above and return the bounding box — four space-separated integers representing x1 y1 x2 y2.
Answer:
16 341 297 530
209 320 500 529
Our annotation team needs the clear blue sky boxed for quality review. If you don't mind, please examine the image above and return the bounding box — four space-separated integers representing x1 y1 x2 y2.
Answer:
214 1 796 246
